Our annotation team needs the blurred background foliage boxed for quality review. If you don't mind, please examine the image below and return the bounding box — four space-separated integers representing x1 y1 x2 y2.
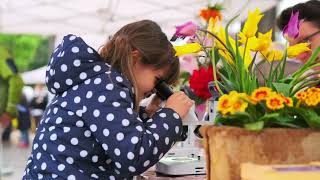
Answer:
0 33 54 72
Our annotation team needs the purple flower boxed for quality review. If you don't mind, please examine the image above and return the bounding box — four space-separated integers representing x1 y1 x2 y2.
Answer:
283 11 300 40
175 21 198 37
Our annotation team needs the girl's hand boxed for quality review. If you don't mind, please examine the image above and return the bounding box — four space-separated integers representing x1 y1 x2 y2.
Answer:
145 94 162 117
165 91 194 119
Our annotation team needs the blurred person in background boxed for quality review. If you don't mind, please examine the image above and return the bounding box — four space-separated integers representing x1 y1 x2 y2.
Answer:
277 0 320 63
15 93 31 148
257 0 320 86
0 47 24 142
30 84 48 127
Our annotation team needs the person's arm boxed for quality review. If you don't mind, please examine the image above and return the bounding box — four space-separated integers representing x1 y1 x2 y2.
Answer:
139 94 163 122
6 74 24 116
81 82 183 176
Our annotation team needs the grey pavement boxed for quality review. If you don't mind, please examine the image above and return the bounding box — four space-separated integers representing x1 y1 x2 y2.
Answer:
0 130 33 180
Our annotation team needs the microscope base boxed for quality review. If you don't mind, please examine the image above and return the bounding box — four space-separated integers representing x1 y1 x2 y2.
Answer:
155 156 206 176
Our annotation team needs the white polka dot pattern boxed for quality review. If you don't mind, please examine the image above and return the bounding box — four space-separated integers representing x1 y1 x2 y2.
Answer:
24 34 183 180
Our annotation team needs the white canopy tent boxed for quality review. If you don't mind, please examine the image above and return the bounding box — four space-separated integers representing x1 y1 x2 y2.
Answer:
21 66 47 84
1 0 277 84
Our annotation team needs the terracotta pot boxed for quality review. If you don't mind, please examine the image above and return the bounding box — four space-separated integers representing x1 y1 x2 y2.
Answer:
200 125 320 180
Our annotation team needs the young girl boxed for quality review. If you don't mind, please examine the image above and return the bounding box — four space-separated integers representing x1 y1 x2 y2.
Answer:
23 20 194 179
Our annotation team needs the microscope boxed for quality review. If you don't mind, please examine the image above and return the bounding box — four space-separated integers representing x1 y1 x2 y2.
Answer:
153 80 213 176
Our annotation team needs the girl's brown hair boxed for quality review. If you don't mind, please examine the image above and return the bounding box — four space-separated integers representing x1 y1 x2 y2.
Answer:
99 20 180 110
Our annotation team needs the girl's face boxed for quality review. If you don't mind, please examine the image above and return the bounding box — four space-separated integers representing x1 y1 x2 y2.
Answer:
132 57 166 100
289 21 320 63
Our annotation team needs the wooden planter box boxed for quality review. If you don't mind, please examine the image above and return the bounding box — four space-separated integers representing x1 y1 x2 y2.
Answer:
200 125 320 180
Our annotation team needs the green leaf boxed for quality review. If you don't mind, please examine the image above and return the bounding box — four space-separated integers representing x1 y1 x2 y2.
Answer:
244 121 264 131
272 114 305 128
179 71 191 84
294 108 320 129
273 121 303 128
225 15 239 57
258 113 279 122
217 71 236 91
215 111 252 127
208 4 224 11
291 47 320 79
272 83 291 96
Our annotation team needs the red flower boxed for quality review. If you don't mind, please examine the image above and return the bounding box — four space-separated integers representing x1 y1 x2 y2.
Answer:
189 66 214 100
199 8 222 22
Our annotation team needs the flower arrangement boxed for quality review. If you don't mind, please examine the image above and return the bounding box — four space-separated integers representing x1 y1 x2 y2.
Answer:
217 87 320 130
172 3 223 106
173 8 320 130
173 23 214 117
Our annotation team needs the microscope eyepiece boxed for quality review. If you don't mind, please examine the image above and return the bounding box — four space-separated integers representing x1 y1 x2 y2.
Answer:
154 80 174 100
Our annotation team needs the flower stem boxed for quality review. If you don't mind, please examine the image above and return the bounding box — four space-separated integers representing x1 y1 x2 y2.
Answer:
211 49 224 95
199 29 235 59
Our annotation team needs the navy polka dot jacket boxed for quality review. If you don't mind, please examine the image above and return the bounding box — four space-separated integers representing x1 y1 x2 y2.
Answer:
23 34 183 179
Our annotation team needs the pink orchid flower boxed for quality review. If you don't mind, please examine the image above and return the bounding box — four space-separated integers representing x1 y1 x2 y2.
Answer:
283 11 300 41
175 21 198 37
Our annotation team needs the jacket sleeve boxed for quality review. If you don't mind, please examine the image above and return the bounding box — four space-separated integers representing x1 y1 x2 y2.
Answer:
81 82 183 176
138 106 151 123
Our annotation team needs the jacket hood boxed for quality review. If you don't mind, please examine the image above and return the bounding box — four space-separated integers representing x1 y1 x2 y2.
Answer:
45 34 109 94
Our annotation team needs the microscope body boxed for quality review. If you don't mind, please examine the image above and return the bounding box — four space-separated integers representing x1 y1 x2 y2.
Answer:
153 81 211 175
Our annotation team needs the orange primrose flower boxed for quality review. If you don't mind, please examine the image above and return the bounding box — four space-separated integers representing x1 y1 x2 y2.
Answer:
283 97 293 107
266 94 285 110
303 87 320 106
251 87 272 102
229 99 248 114
295 91 307 100
217 94 232 115
305 95 319 106
306 87 320 95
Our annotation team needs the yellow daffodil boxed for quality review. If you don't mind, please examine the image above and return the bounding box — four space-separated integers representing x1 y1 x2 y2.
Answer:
266 94 285 110
241 8 264 39
240 29 272 54
267 50 283 62
250 30 273 52
207 17 220 34
251 87 272 102
174 43 202 56
238 32 251 45
216 27 236 52
286 43 311 58
261 49 284 62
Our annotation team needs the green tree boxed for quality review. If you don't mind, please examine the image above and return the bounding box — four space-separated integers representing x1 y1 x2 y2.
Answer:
0 33 52 72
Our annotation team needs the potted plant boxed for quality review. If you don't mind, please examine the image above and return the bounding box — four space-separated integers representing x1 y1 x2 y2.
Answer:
173 8 320 180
